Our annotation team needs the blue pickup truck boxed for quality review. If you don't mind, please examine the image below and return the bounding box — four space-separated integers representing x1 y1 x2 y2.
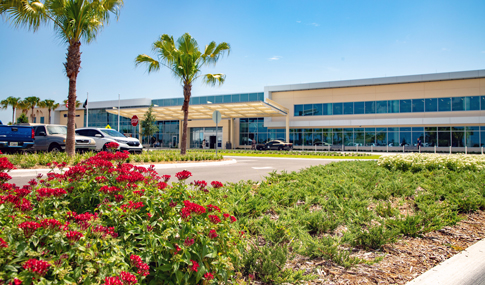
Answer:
0 122 35 152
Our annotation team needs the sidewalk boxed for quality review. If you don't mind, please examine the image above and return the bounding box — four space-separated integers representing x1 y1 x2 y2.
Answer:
7 159 237 177
406 238 485 285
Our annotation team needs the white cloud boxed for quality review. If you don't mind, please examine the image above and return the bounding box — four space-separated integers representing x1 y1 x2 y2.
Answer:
296 21 301 23
269 56 282 61
441 47 450 51
310 23 319 27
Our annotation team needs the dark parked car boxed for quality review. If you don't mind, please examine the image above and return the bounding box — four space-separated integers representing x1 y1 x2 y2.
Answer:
256 140 293 151
0 124 34 152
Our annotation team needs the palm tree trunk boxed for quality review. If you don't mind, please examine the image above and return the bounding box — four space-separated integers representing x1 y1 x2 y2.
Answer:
48 109 51 124
181 82 192 155
11 107 15 125
65 41 82 156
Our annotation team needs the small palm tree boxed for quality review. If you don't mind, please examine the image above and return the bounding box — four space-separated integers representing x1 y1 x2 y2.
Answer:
1 0 124 156
17 100 29 115
63 99 81 108
24 96 40 123
38 99 60 124
135 33 230 155
0 96 21 124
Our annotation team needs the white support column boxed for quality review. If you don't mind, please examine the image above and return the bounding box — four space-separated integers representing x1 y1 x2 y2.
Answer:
229 118 234 149
285 114 290 143
179 120 183 149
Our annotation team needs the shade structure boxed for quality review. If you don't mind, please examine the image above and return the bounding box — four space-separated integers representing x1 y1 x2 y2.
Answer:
106 99 288 121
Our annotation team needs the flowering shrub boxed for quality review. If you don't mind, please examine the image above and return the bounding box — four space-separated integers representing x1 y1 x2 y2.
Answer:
0 151 243 284
378 153 485 172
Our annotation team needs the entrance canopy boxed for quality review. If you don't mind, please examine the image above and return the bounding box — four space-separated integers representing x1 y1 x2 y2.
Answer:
106 99 288 121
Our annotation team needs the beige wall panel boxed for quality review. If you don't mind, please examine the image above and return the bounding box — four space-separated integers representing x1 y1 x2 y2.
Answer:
335 94 373 102
373 91 425 100
59 110 84 128
333 85 376 95
272 92 294 99
479 78 485 92
424 79 480 90
424 87 480 98
376 82 424 93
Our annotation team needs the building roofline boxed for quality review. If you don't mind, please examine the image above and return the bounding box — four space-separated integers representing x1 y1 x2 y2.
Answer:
264 69 485 93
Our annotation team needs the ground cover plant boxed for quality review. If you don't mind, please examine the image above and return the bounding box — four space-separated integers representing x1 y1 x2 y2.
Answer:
193 149 375 158
378 153 485 172
202 156 485 283
3 151 223 169
0 147 243 284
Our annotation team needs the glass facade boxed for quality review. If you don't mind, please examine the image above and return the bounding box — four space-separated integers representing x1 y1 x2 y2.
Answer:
153 121 179 148
283 126 484 147
189 127 223 149
84 109 135 135
294 96 484 116
152 92 264 107
239 118 286 145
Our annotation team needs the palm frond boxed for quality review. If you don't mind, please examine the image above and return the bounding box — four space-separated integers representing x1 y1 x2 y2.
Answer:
204 42 230 65
134 54 160 73
203 73 225 86
0 0 48 32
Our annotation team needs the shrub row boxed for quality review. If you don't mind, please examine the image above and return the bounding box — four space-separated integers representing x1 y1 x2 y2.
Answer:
378 153 485 172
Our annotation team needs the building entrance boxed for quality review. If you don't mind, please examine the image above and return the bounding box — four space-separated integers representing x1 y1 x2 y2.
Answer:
190 127 222 149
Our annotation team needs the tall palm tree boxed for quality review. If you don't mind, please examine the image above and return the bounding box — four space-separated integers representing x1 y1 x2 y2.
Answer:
17 100 29 115
63 99 81 108
135 33 230 155
24 96 40 123
38 99 59 124
0 0 124 156
0 96 21 124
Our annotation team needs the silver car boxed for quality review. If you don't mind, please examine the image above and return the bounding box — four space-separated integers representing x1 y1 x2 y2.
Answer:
32 124 96 152
75 128 143 153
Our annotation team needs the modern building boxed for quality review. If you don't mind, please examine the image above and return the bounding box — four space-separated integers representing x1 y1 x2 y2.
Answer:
22 69 485 152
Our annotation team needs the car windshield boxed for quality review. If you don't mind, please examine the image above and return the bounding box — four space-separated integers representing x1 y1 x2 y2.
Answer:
100 129 126 138
47 126 67 135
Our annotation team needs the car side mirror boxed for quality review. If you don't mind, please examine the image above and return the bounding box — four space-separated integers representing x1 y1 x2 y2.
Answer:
95 134 102 137
38 132 46 136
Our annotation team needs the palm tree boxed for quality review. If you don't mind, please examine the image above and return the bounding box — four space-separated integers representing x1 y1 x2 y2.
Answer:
135 33 230 155
63 99 81 108
38 99 60 124
17 100 29 115
24 96 40 123
0 0 124 156
0 96 21 124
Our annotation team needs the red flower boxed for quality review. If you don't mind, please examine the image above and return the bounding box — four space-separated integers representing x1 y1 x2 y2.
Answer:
40 219 62 230
130 255 150 276
204 272 215 280
193 180 207 189
230 216 237 223
174 244 182 255
208 215 221 224
0 237 7 248
11 278 22 285
207 204 221 212
161 175 171 182
23 259 51 276
208 229 218 239
175 170 192 181
66 231 83 244
105 142 120 150
211 181 223 189
157 181 168 190
190 260 199 272
18 221 41 238
114 194 124 202
120 271 137 285
223 213 230 219
99 185 122 194
103 276 122 285
169 201 177 208
184 237 194 246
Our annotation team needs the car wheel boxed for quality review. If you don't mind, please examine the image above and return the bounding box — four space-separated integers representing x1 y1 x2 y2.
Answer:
278 146 283 151
48 144 62 152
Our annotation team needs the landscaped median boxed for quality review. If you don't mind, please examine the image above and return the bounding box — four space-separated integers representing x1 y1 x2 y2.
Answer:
1 151 484 284
192 149 380 160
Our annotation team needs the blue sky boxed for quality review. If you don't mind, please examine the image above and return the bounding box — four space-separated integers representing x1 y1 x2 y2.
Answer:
1 0 484 123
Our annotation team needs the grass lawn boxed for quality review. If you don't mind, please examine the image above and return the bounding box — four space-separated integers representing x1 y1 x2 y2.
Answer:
205 160 485 283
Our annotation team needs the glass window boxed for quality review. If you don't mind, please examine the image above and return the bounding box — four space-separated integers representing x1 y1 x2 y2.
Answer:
481 131 485 147
257 93 265 101
248 93 258 102
332 130 342 145
240 94 248 102
257 121 266 132
333 102 343 115
343 130 354 146
438 126 450 131
466 128 480 147
452 129 465 147
452 97 465 111
466 96 480 111
304 131 313 146
376 129 387 146
387 132 399 146
232 94 239 102
365 131 375 146
400 127 411 132
313 104 323 116
376 101 387 113
322 130 332 145
354 131 364 146
425 130 437 146
354 102 365 114
438 131 451 147
438 98 451 112
388 100 399 113
425 98 437 112
35 126 46 136
215 96 223 103
412 99 425 112
400 132 412 146
198 97 207 105
223 95 232 103
294 105 303 117
343 102 353 114
400 100 411 113
40 117 44 123
323 103 333 115
365 101 375 114
482 96 485 110
412 131 424 146
192 97 200 105
303 104 313 116
412 127 424 132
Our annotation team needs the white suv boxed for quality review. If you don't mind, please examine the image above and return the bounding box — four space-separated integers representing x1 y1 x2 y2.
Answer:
75 128 143 153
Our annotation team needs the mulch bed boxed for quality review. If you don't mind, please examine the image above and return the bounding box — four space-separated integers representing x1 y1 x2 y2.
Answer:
282 210 485 284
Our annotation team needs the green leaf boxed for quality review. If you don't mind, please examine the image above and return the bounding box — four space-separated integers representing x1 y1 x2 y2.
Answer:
4 265 18 272
157 264 172 272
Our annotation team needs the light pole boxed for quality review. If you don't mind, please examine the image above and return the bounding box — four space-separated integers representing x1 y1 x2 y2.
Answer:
118 94 120 132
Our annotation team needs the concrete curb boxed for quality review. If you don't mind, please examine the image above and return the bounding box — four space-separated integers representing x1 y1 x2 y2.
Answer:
406 238 485 285
223 155 378 161
7 159 237 177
